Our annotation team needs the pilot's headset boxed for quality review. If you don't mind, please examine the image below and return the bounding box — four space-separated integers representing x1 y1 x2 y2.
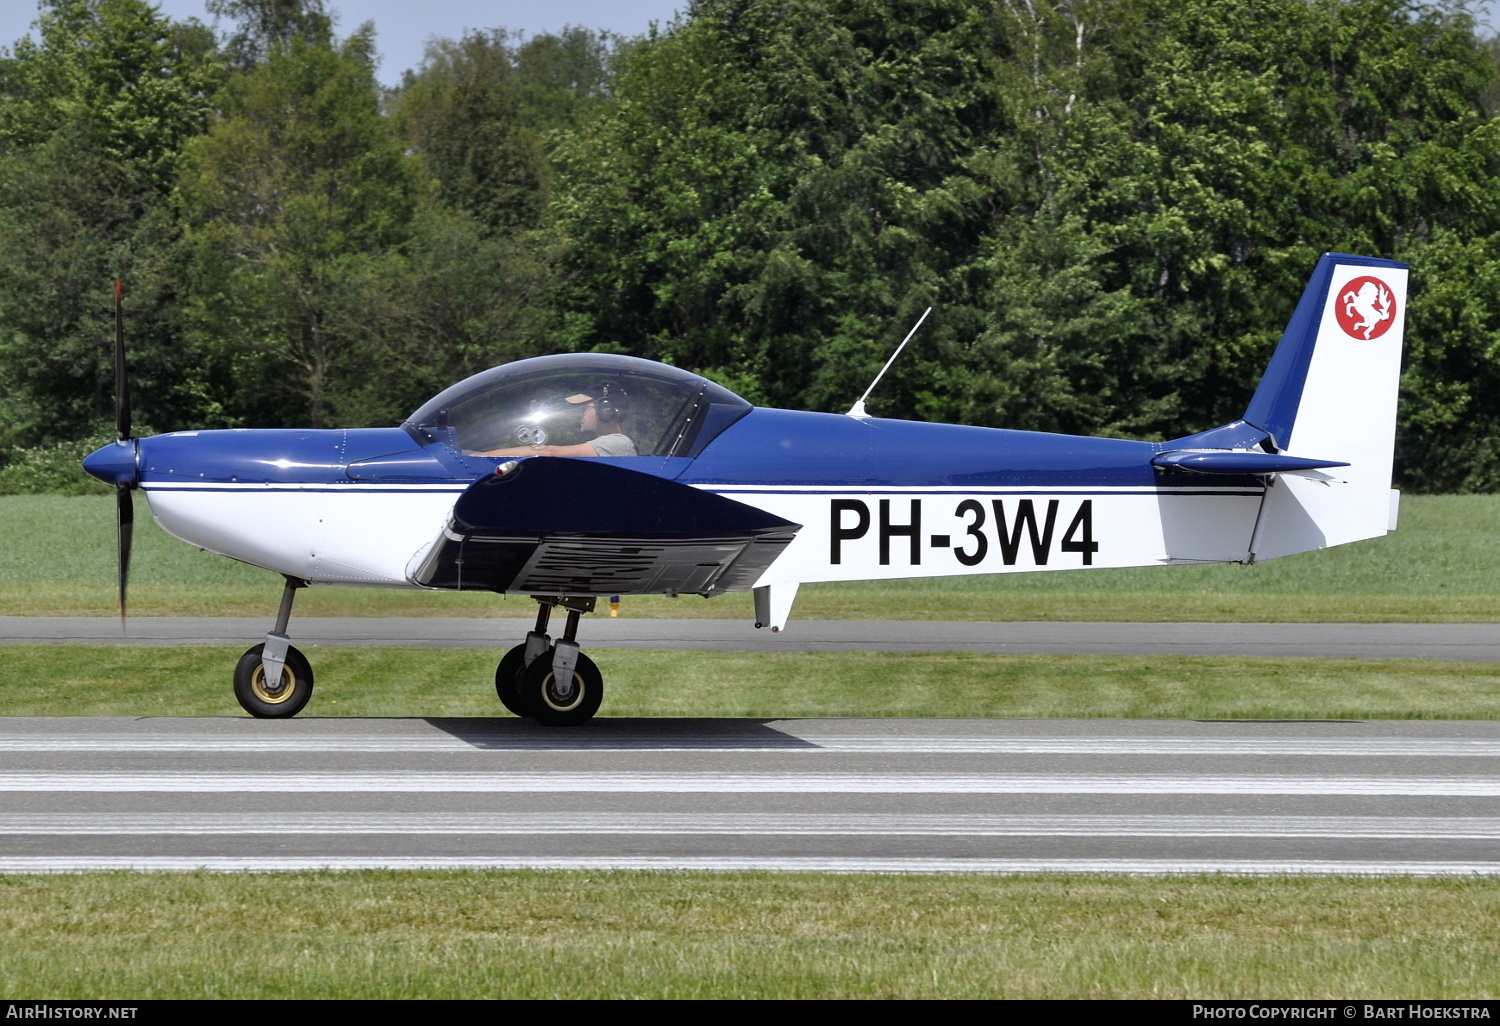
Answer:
594 382 626 425
567 381 629 427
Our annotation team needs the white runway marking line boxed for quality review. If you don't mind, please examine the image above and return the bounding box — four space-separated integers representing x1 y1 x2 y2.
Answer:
1 857 1499 876
4 734 1500 756
5 813 1500 838
3 771 1500 794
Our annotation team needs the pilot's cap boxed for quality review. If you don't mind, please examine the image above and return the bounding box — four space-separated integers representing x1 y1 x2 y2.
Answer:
565 381 628 410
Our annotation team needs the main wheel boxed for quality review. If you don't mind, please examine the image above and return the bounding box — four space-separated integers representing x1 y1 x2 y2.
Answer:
234 643 314 718
494 644 529 716
519 648 602 726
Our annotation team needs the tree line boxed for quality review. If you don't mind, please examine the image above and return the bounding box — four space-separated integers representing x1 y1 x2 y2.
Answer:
2 0 1498 492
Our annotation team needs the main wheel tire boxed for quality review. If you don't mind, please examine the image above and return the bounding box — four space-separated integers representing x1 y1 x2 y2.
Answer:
519 648 602 726
234 643 314 718
494 644 530 716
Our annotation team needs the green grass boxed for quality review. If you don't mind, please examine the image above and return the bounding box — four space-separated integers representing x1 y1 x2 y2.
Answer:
0 872 1496 998
3 493 1499 620
6 644 1500 719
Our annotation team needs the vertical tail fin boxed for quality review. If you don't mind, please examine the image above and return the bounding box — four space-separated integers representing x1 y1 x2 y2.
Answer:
1244 252 1408 560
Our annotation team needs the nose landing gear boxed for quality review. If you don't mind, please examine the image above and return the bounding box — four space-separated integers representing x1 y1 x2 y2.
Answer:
234 577 314 718
495 596 604 725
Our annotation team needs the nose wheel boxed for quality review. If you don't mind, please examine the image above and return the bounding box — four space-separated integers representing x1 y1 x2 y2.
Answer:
496 597 604 725
235 577 314 718
234 641 314 718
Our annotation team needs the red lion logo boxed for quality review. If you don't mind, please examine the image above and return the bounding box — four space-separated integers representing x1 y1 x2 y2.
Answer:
1335 276 1397 340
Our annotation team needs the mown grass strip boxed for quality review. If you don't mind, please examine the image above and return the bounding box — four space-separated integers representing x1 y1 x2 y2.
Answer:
5 644 1500 720
0 872 1496 998
5 493 1500 620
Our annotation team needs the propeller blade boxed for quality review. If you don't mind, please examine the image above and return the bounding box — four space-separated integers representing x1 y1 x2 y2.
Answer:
116 483 133 629
114 278 130 443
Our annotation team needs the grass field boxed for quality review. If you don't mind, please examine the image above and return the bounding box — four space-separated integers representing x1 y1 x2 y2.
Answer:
4 493 1500 621
0 872 1496 998
6 644 1500 720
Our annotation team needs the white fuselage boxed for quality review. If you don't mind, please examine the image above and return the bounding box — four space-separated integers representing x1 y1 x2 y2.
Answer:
144 479 1266 591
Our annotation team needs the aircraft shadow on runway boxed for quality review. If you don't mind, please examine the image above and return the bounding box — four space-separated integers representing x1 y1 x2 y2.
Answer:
424 717 822 750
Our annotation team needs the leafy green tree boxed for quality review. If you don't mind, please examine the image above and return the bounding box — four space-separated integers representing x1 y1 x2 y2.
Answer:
323 204 558 426
1399 224 1500 491
177 20 422 428
1482 31 1500 116
0 0 218 446
1100 0 1500 459
1 0 218 191
554 0 1500 492
554 1 1020 411
4 0 1498 495
391 30 551 235
511 26 622 137
551 10 777 381
951 0 1500 445
206 0 332 70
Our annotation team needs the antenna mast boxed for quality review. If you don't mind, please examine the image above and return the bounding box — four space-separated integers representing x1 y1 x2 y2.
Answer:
846 307 932 419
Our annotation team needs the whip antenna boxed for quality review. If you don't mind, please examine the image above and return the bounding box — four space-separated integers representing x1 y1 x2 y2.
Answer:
846 307 931 419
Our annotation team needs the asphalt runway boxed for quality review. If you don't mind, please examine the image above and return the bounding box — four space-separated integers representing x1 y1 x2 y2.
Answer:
2 716 1499 874
5 616 1500 660
7 618 1499 875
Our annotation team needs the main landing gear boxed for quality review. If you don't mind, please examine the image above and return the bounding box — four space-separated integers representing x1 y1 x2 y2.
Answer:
232 583 602 725
495 596 603 726
234 576 314 718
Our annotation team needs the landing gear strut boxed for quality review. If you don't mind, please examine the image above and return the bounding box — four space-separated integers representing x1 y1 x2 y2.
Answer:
234 576 314 718
495 596 603 726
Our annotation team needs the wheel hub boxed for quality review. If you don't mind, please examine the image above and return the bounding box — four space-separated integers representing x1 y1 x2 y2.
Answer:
252 665 296 704
544 673 582 711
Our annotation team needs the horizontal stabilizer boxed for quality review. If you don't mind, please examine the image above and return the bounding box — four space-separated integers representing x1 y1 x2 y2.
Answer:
410 458 800 596
1152 449 1349 475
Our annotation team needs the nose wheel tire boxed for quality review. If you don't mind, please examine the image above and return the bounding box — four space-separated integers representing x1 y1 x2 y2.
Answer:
519 647 603 726
494 644 529 716
234 643 314 718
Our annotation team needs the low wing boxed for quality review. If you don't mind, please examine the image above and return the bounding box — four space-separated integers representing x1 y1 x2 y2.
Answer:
409 457 800 596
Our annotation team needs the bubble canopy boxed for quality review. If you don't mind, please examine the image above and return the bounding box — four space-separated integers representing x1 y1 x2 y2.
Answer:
403 354 753 459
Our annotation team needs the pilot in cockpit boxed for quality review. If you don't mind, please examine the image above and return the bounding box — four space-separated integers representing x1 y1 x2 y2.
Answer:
474 380 639 458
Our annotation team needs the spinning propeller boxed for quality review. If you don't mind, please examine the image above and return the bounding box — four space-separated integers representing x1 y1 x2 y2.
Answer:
111 279 134 627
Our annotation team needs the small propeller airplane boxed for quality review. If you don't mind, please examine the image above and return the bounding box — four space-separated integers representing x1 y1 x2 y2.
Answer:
84 252 1407 725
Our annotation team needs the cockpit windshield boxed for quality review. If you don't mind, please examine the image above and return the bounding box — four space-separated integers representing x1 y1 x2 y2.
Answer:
403 354 753 459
